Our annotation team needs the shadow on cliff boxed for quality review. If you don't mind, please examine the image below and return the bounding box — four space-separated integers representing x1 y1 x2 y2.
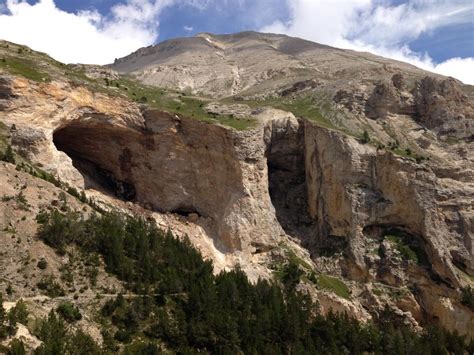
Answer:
265 120 319 253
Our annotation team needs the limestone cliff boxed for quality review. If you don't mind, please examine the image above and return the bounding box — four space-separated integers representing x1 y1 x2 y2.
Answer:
0 33 473 339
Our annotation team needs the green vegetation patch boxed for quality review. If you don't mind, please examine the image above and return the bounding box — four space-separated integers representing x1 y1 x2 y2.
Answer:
13 206 472 353
229 93 337 129
0 121 14 164
317 274 351 299
460 286 474 310
385 235 418 262
108 77 257 130
56 302 82 323
387 141 428 163
273 96 334 128
0 56 50 82
36 275 65 298
383 229 428 266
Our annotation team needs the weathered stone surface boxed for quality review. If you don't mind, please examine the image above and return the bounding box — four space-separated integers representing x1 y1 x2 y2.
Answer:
413 76 474 141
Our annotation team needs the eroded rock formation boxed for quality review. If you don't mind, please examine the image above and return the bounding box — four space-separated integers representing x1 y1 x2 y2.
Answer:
1 32 473 339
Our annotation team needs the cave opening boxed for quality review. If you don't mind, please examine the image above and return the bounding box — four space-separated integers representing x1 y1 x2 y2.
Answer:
170 206 201 217
53 123 137 202
266 124 317 250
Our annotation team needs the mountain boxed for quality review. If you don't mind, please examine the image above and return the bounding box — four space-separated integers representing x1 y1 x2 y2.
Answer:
0 32 473 353
110 31 441 98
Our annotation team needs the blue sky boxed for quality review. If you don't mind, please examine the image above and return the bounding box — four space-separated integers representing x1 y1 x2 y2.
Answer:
0 0 473 83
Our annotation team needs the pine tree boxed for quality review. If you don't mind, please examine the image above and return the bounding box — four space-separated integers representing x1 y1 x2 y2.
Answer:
2 145 15 163
361 130 370 144
8 299 28 325
34 311 68 355
0 293 7 339
7 339 26 355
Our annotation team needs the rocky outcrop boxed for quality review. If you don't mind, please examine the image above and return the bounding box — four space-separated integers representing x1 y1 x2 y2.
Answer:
1 76 288 256
2 72 473 337
365 80 402 118
365 74 415 118
280 79 320 97
363 75 474 143
413 77 474 141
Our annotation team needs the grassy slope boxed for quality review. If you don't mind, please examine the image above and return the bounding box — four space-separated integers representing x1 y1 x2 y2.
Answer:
0 41 256 131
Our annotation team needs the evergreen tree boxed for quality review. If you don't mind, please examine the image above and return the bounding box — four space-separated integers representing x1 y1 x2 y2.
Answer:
0 293 7 339
34 311 68 355
33 208 474 354
1 144 15 163
8 299 28 325
6 339 26 355
67 330 101 355
361 130 370 144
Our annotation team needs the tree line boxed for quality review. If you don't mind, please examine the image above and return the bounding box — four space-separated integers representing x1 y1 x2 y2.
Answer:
7 207 467 354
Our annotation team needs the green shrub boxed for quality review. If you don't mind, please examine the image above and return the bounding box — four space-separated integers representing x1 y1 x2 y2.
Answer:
36 276 65 298
6 338 26 355
36 209 85 255
317 274 351 299
1 195 13 202
384 232 428 265
15 191 29 211
8 299 28 325
460 286 474 310
34 311 69 354
37 259 48 270
56 302 82 323
280 261 304 291
360 129 370 144
0 144 15 163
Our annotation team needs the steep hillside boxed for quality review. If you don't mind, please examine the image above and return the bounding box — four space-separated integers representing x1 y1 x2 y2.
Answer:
0 32 473 352
110 31 456 98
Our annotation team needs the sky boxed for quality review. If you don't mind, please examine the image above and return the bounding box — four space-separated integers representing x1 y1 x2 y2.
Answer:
0 0 473 84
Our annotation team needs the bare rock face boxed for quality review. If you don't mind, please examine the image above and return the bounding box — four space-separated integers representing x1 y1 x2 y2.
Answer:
334 88 367 114
365 80 401 118
413 77 474 141
304 122 474 337
363 74 474 143
365 74 416 118
307 122 474 278
0 77 15 99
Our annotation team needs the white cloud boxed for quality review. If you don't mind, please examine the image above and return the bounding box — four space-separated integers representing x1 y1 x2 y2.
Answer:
432 57 474 83
0 0 175 64
184 25 194 31
261 0 474 84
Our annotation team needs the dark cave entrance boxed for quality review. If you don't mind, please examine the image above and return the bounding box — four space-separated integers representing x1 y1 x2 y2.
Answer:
53 123 137 202
266 124 317 249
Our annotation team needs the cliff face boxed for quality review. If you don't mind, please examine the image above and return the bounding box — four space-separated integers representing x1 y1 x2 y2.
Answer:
1 34 473 339
304 123 473 334
0 75 287 272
